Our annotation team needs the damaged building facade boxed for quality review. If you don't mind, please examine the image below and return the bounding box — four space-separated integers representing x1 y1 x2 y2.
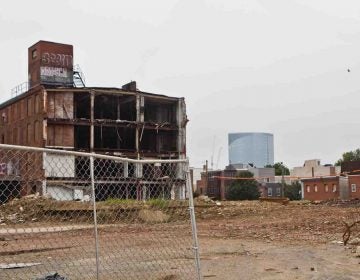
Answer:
0 41 187 202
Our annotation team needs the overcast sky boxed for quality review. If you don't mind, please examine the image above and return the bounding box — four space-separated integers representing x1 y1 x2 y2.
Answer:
1 0 360 169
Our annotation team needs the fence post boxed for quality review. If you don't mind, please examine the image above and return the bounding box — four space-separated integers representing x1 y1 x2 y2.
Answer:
185 160 202 279
90 155 100 280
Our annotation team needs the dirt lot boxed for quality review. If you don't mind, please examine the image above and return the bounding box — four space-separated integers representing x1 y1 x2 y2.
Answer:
1 199 360 279
195 200 360 279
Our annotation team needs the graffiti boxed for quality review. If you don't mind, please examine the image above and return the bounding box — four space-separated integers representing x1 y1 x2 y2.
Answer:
40 66 73 85
40 67 69 78
41 53 73 68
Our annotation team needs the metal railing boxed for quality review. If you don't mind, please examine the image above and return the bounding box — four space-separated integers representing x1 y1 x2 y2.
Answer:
11 82 29 98
0 144 201 280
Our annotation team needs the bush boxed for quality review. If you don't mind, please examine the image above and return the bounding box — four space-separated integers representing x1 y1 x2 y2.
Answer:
226 171 260 200
284 182 301 200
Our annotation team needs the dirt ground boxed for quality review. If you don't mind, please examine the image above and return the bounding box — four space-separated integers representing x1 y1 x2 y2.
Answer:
1 199 360 279
194 200 360 280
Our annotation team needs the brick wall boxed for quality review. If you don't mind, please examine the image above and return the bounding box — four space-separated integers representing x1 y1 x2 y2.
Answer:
348 176 360 199
302 177 339 201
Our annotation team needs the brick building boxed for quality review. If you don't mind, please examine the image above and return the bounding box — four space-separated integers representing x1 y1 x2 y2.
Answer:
0 41 187 201
300 175 360 201
196 164 274 200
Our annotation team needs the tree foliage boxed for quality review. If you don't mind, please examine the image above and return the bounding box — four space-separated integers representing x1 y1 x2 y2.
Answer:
226 171 260 200
265 162 290 176
284 181 301 200
335 149 360 166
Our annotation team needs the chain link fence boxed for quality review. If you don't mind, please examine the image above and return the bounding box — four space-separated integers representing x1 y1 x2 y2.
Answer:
0 144 201 280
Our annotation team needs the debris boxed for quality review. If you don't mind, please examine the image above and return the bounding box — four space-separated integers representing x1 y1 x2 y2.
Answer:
265 268 276 271
215 202 222 206
342 220 360 245
196 195 214 203
138 209 170 223
23 193 40 199
0 236 11 242
0 262 42 269
35 272 68 280
356 246 360 257
348 238 360 246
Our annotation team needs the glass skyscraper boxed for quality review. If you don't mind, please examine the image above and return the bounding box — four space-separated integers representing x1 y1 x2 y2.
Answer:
228 132 274 167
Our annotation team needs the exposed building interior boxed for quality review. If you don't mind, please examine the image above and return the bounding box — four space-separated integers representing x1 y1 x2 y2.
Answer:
0 40 188 201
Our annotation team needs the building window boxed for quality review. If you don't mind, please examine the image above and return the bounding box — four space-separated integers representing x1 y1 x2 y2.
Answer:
1 112 6 124
351 184 357 192
325 184 329 192
35 94 40 114
276 187 281 196
306 185 310 192
27 97 33 116
32 49 37 59
314 185 318 192
268 188 272 197
333 184 337 192
34 121 40 143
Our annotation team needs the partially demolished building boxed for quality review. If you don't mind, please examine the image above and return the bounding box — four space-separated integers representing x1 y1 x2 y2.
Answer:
0 41 187 201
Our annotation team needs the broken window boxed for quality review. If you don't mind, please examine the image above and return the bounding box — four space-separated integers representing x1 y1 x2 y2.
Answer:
144 98 177 124
119 96 136 121
74 125 90 150
93 94 136 121
140 129 177 153
94 126 135 151
94 95 118 120
74 92 90 119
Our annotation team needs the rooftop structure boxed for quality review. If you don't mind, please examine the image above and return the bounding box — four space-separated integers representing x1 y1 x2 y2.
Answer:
291 159 340 179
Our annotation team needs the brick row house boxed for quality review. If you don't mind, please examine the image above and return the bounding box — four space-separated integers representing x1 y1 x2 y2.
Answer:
301 175 360 201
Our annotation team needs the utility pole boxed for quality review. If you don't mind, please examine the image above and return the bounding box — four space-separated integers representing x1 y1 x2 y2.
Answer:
281 162 285 198
205 160 208 196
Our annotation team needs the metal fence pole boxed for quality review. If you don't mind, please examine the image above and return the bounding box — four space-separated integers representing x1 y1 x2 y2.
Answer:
185 160 202 280
90 155 100 280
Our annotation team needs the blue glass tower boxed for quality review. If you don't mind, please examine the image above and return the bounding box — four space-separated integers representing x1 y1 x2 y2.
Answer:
228 132 274 167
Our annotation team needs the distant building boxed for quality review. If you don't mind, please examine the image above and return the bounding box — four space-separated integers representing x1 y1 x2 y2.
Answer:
228 132 274 167
300 175 360 201
190 167 203 193
274 176 293 185
341 161 360 175
225 163 275 183
291 159 340 179
259 182 283 198
196 164 275 200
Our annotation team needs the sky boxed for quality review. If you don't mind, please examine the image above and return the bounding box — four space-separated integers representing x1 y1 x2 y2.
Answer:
1 0 360 169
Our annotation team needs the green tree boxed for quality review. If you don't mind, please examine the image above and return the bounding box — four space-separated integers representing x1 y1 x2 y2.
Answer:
335 149 360 166
226 171 260 200
265 162 290 176
284 181 301 200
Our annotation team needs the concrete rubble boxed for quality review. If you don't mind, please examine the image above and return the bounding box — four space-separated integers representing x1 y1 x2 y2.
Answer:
35 273 68 280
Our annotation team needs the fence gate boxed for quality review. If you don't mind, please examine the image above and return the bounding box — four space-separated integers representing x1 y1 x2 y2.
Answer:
0 144 201 280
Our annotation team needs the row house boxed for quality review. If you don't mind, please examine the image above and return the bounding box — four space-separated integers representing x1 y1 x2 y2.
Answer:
301 175 360 201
